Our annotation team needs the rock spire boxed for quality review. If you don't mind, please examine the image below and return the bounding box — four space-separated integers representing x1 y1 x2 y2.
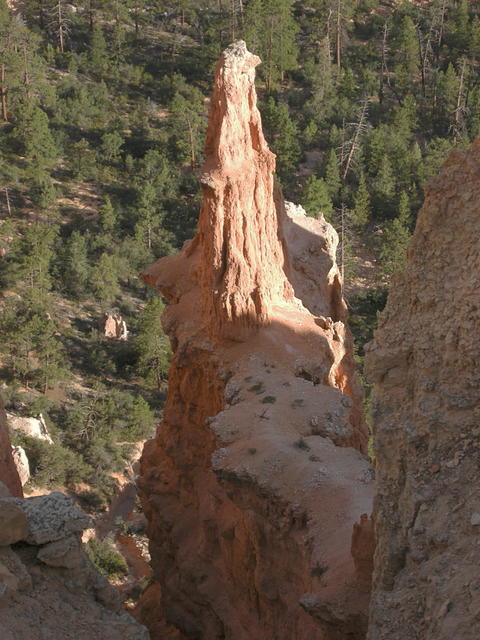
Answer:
138 42 372 640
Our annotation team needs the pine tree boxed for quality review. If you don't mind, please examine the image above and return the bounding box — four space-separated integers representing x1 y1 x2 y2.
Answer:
375 154 395 201
380 190 412 277
393 15 419 96
100 131 124 164
90 252 120 306
325 148 341 201
351 172 371 228
136 297 171 389
169 87 206 168
18 105 57 169
470 16 480 62
63 231 90 297
244 0 299 91
451 0 469 52
8 222 57 297
89 23 110 76
301 175 333 220
270 103 300 185
99 196 116 233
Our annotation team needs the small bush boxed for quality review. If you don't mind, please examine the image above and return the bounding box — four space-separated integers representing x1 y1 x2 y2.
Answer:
248 382 265 394
294 438 310 451
261 396 276 404
86 537 128 580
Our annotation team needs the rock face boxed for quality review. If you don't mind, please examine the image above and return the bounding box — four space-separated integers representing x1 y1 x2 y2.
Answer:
101 313 129 341
7 412 54 444
138 42 372 640
11 445 30 486
366 140 480 639
0 491 149 640
0 399 23 497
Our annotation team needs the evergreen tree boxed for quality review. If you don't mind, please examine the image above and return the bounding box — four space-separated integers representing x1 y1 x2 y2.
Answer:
380 190 412 277
63 231 90 297
18 105 57 169
99 195 117 233
470 16 480 62
100 131 124 164
244 0 299 91
70 139 97 180
90 252 120 306
89 23 110 76
375 154 395 204
393 15 419 95
169 87 205 168
270 103 301 185
351 172 371 228
301 175 333 220
8 222 57 297
325 148 341 201
136 297 170 389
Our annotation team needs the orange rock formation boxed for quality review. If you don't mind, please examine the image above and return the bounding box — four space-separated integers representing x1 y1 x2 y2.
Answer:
138 41 372 640
0 399 23 497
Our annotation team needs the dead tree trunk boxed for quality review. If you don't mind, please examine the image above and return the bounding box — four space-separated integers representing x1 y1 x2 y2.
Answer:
1 63 7 122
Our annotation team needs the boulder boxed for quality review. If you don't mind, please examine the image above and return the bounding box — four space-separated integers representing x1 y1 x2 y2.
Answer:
6 413 53 445
0 499 29 546
14 492 91 545
0 547 31 592
37 534 84 569
11 446 30 486
0 562 19 603
0 481 11 498
100 313 128 341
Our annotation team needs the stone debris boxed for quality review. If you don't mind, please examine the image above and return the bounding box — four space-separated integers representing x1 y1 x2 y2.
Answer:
0 490 149 640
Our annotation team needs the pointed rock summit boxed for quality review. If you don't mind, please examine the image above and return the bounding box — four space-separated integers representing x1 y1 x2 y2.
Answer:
143 41 293 338
138 42 372 640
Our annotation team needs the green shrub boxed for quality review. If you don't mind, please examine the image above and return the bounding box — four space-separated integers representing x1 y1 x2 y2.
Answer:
86 538 128 580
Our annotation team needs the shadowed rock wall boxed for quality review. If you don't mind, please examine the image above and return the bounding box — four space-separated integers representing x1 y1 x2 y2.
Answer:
366 140 480 639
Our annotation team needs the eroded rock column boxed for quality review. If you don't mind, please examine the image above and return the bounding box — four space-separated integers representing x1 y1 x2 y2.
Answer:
138 41 372 640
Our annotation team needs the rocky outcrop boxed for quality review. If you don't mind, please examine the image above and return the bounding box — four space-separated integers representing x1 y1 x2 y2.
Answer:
366 140 480 639
11 445 30 486
101 313 129 341
0 491 148 639
7 412 54 444
0 399 23 497
138 41 372 640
